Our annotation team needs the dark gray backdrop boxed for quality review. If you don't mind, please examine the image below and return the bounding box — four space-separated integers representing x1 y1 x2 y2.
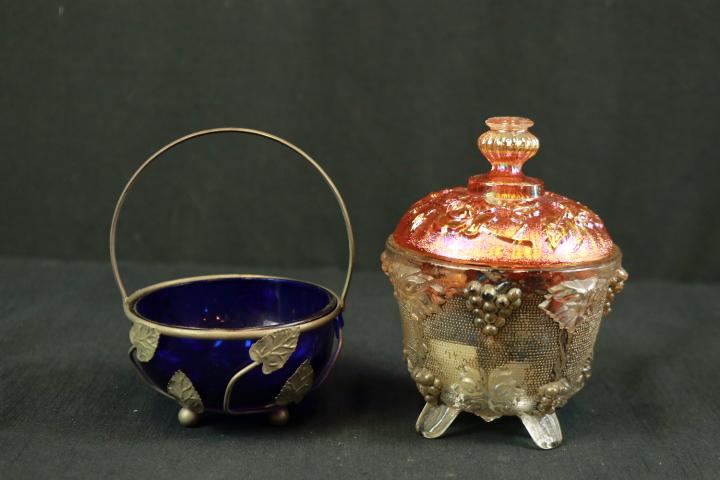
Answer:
3 3 720 479
2 0 719 281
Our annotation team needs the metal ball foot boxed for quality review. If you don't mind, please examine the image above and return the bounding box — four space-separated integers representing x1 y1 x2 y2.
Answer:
178 407 202 427
268 407 290 426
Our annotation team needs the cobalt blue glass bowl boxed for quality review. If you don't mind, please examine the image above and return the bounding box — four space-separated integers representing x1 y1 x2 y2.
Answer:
125 274 343 426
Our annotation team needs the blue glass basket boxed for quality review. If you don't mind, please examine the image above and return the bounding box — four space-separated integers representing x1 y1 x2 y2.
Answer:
109 129 354 427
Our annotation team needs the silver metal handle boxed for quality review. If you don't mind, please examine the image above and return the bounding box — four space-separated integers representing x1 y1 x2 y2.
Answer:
109 128 354 308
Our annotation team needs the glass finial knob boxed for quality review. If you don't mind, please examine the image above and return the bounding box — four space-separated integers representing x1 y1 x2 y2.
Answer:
478 117 539 177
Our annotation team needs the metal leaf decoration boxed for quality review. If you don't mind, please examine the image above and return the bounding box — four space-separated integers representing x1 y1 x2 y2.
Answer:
167 370 204 413
129 322 159 362
275 360 315 406
539 278 598 332
249 327 301 374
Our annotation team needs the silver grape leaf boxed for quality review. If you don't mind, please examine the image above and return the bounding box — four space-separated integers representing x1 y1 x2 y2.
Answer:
167 370 204 413
539 278 598 332
274 360 315 406
129 322 159 362
249 327 300 374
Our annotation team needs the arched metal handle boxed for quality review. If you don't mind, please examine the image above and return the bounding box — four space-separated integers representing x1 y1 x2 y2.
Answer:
109 128 354 308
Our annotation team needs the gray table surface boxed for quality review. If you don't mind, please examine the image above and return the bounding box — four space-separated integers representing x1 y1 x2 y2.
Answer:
1 258 718 479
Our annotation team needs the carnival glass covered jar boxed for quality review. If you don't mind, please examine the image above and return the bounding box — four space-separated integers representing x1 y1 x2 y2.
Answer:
381 117 627 449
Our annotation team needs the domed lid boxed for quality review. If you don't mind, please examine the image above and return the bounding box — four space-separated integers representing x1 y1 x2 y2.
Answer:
392 117 617 268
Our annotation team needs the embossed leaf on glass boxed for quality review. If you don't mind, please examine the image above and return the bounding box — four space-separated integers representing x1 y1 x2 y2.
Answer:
539 278 598 332
487 363 533 415
381 258 445 322
445 366 489 412
404 341 429 370
249 327 300 374
129 322 159 362
167 370 204 413
275 360 314 406
443 364 531 418
545 210 586 251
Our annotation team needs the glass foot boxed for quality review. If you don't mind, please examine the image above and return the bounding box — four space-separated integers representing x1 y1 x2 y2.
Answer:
518 413 563 449
416 402 461 439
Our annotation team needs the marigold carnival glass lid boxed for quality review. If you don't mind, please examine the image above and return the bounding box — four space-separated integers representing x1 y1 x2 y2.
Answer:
391 116 617 268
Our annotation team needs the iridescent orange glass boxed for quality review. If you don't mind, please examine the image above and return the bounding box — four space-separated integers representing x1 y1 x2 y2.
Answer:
393 117 615 269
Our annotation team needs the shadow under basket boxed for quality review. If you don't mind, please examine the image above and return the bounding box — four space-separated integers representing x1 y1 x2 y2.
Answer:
111 129 354 427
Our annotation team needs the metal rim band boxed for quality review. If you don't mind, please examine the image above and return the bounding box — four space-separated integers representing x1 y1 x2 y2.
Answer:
109 128 355 309
124 273 342 339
